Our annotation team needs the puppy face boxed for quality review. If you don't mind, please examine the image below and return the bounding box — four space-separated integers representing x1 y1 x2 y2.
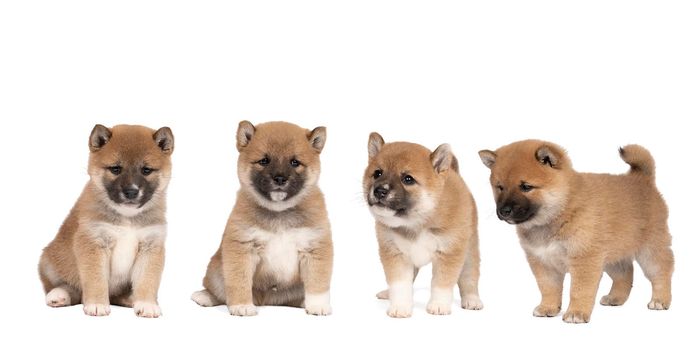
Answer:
236 121 326 212
88 124 174 216
363 132 453 228
478 140 571 229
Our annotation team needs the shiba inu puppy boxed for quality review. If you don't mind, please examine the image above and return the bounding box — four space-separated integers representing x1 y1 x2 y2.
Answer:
479 140 673 323
191 121 333 316
39 124 174 317
364 132 482 318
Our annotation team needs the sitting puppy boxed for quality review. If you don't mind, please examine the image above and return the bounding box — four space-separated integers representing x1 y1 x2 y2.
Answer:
192 121 333 316
39 124 174 317
478 140 674 323
364 132 482 318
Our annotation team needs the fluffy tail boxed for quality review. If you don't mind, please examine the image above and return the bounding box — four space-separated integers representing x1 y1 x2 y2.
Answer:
619 144 655 180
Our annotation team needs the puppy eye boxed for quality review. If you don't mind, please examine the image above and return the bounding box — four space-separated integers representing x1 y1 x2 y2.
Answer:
520 183 535 193
108 166 122 175
290 159 301 168
258 157 270 166
496 185 504 191
372 169 383 179
402 175 416 185
141 167 154 176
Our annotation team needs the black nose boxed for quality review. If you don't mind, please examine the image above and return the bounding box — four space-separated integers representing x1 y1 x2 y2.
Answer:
374 187 388 199
498 205 513 218
123 188 139 200
273 175 288 186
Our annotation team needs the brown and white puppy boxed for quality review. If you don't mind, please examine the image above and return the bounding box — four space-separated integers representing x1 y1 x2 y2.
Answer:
191 121 333 316
364 133 482 318
39 124 174 317
479 140 674 323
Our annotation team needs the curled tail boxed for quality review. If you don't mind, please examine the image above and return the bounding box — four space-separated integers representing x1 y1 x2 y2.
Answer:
619 144 655 180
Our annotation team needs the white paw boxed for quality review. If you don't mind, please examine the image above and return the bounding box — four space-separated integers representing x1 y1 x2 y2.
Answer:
647 300 670 310
46 287 71 307
562 310 590 324
83 303 110 316
305 303 332 316
426 301 452 315
461 294 484 310
376 289 389 300
304 291 331 316
134 301 162 318
228 304 257 316
387 303 413 318
191 290 216 307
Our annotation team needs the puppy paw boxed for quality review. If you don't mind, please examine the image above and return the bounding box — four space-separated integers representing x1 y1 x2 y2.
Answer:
376 289 389 300
387 303 413 318
46 287 71 307
305 303 332 316
562 310 590 324
191 290 217 307
426 301 452 315
228 304 257 316
461 294 484 310
134 301 162 318
533 304 560 317
647 299 670 310
600 294 627 306
83 303 111 316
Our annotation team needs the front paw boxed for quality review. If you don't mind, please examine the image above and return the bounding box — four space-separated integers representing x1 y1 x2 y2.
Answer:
461 294 484 310
134 301 162 318
533 304 560 317
228 304 257 316
305 303 332 316
387 303 413 318
426 301 451 315
562 309 591 324
83 303 111 316
647 299 670 310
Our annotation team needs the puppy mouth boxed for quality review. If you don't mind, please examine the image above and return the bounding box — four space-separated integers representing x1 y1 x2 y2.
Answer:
269 190 288 202
502 212 535 225
370 203 407 216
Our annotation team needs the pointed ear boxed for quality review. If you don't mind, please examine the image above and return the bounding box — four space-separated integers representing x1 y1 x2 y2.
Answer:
89 124 112 152
431 144 453 173
535 145 563 168
236 120 255 151
368 132 385 159
478 150 497 168
308 126 326 153
153 127 174 154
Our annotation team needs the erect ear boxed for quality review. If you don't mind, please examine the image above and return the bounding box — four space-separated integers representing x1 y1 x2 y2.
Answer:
431 144 453 174
236 120 255 151
368 132 385 159
535 144 563 168
153 127 174 154
478 150 496 168
308 126 326 153
89 124 112 152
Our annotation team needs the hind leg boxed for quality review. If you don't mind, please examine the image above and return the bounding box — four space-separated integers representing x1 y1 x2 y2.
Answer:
46 284 80 307
600 259 633 306
458 236 483 310
637 246 673 310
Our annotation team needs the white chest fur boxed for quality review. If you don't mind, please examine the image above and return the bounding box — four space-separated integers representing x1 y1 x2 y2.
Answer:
245 227 324 282
390 230 445 267
523 241 567 269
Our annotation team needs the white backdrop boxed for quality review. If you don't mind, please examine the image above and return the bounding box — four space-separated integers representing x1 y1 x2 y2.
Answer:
1 1 698 349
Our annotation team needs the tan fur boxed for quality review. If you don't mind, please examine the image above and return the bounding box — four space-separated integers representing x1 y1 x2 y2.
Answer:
364 133 481 317
193 121 333 316
38 124 174 317
479 140 673 323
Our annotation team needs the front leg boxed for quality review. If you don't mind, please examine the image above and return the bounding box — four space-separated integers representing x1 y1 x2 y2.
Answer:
130 241 165 318
221 236 258 316
74 234 110 316
563 256 604 324
378 242 414 318
526 254 565 317
427 248 467 315
299 234 333 316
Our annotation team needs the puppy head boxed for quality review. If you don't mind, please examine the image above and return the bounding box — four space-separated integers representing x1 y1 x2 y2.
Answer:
88 124 174 216
478 139 571 229
363 132 454 228
236 120 326 212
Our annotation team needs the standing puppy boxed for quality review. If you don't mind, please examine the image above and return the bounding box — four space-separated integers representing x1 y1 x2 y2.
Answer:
39 124 174 317
478 140 674 323
192 121 333 316
364 132 482 318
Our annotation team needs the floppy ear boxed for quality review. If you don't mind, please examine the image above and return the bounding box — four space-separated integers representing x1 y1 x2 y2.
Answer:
89 124 112 152
153 127 174 154
478 150 496 168
308 126 326 153
535 145 563 168
368 132 385 159
236 120 255 151
431 144 453 173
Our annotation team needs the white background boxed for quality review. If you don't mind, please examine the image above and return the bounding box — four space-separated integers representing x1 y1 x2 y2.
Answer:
1 1 698 349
